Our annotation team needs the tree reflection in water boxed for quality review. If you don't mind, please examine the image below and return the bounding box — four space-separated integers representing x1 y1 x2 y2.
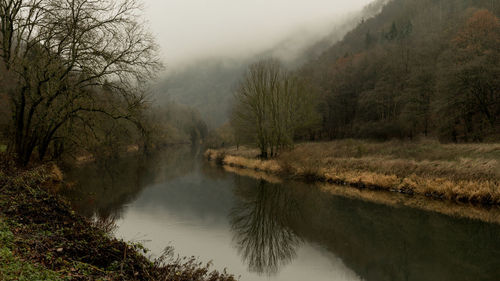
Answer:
63 145 200 219
230 178 303 276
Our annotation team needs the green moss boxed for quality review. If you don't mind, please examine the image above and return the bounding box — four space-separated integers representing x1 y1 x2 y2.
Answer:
0 145 6 153
0 220 65 281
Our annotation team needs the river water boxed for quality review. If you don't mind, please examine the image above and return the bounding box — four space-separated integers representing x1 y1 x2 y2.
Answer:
63 146 500 281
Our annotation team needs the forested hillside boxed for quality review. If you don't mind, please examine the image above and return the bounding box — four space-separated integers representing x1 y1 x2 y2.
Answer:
299 0 500 142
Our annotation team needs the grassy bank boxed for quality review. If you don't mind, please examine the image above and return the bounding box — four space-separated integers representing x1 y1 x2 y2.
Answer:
0 154 236 281
215 164 500 224
205 140 500 205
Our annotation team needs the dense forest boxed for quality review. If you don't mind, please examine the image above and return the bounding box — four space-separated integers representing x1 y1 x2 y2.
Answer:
298 0 500 142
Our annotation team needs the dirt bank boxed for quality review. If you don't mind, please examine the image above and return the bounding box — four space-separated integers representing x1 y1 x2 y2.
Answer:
0 154 236 281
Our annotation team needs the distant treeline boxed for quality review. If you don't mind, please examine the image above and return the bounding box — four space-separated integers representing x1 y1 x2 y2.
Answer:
298 0 499 142
141 102 208 150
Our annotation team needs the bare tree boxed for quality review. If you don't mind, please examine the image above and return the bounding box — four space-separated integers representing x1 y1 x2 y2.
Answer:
231 59 318 158
0 0 161 165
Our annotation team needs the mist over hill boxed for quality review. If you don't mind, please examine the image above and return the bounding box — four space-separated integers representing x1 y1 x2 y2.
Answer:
152 0 390 128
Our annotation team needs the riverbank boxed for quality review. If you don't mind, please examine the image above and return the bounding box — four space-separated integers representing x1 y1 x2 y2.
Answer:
205 140 500 205
0 154 236 280
216 164 500 224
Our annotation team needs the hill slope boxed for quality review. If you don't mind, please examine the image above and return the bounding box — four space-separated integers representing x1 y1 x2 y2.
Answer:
299 0 500 141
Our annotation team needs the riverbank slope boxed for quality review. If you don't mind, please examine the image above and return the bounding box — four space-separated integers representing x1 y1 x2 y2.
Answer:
0 154 236 281
205 140 500 205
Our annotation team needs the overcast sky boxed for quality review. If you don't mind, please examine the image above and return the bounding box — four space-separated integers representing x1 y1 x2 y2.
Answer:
141 0 374 67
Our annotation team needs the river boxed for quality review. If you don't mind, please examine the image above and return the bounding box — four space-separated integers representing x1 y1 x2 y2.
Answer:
62 146 500 281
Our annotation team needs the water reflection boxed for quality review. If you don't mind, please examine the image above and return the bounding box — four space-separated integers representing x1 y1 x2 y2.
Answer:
63 148 500 281
62 145 200 218
277 181 500 281
230 178 303 275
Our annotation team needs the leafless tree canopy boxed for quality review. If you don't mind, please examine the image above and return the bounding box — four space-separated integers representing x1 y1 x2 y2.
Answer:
231 59 318 157
0 0 161 164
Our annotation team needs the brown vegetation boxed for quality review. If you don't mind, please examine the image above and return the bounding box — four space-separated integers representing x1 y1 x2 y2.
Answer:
205 139 500 205
219 163 500 224
318 183 500 225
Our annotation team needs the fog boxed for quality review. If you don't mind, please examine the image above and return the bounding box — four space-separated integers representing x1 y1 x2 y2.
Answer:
142 0 375 67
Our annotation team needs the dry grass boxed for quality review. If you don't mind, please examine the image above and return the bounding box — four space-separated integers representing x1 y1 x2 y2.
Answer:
205 149 280 173
205 139 500 205
209 159 500 224
223 166 283 184
318 184 500 225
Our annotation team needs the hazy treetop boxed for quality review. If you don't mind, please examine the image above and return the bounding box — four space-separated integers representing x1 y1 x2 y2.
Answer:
142 0 374 67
